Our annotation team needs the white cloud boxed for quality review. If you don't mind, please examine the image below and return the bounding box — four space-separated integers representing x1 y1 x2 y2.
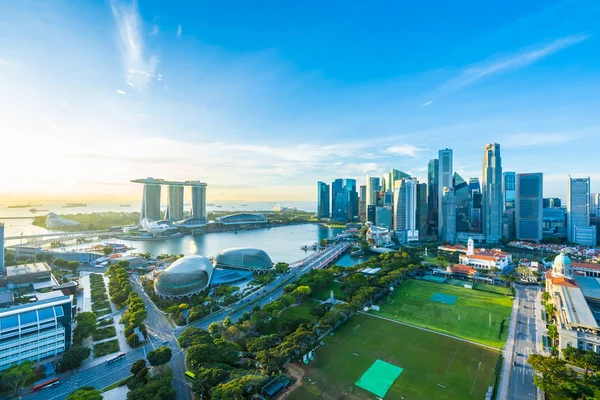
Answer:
110 0 160 89
149 24 160 36
0 59 9 66
422 100 432 106
440 33 590 93
125 81 134 87
177 24 182 38
385 144 427 157
115 89 131 95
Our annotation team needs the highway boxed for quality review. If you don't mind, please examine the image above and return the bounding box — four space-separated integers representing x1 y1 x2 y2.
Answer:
508 285 539 400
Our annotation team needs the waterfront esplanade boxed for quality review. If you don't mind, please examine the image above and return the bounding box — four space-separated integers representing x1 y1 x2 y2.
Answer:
131 178 207 224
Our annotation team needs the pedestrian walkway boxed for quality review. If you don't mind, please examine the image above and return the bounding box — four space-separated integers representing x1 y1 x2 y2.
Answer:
497 285 520 400
534 290 549 355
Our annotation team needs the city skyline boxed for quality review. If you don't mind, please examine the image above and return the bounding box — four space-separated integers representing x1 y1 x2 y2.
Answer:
2 1 600 202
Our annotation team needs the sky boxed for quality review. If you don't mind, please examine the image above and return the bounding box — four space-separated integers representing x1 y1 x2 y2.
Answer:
1 0 599 203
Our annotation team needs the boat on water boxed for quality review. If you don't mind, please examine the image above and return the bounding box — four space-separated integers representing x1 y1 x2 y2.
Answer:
63 202 87 208
29 208 49 213
119 204 130 207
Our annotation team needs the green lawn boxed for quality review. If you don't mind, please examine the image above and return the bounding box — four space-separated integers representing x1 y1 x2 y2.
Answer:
278 301 318 322
312 281 345 301
289 313 500 400
93 339 120 358
92 326 117 341
375 279 513 348
474 283 513 296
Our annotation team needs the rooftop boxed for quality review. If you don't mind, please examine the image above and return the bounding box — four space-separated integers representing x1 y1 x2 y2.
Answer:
574 276 600 300
448 264 477 276
6 262 51 277
560 285 599 329
131 177 206 186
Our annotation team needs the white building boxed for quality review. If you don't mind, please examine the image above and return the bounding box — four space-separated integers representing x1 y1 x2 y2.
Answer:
458 237 512 270
366 225 392 247
0 295 73 371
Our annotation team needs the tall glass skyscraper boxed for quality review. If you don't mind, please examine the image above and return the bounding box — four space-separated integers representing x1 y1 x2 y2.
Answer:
568 176 596 246
440 187 456 242
165 185 184 221
503 172 516 211
141 183 162 223
366 176 380 207
393 178 419 244
515 173 543 242
359 185 367 222
416 182 428 241
438 149 453 238
453 172 470 232
190 184 207 221
331 178 357 222
317 181 330 219
482 143 503 243
427 159 439 236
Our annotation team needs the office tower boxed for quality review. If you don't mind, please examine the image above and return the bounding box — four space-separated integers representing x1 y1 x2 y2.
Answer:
591 193 600 217
453 173 470 232
331 179 357 222
567 176 596 246
359 185 367 222
140 182 162 223
367 205 376 224
482 143 503 243
383 191 393 207
427 159 439 237
0 223 4 272
550 198 561 208
416 183 428 241
375 206 393 230
0 295 73 371
543 198 550 209
502 209 515 240
543 208 567 237
386 169 411 192
331 179 343 221
470 190 482 233
317 181 330 219
503 172 516 211
515 173 543 242
438 149 453 238
393 178 419 244
190 184 207 221
469 178 481 195
366 176 380 207
440 187 456 242
165 185 184 221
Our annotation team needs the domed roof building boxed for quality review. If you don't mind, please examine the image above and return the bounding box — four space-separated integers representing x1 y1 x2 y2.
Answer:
154 256 213 299
553 251 574 278
214 248 273 272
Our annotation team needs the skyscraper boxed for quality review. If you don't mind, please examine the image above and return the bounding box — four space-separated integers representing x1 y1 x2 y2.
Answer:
470 190 482 233
427 159 439 236
440 187 456 242
366 176 380 207
331 178 357 222
386 169 411 192
317 181 330 219
165 185 184 221
469 178 481 195
591 193 600 217
393 178 419 244
376 206 393 230
567 176 596 246
438 149 453 238
503 172 516 211
190 184 207 222
0 223 4 272
416 182 428 241
140 182 162 223
359 185 367 222
515 173 543 242
453 172 470 232
482 143 503 243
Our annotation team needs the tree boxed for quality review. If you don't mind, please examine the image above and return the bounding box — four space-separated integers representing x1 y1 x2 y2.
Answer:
192 366 232 397
542 292 551 302
528 354 571 395
223 316 232 327
178 327 212 349
130 359 148 383
66 386 103 400
67 260 80 273
103 246 113 256
127 333 141 348
275 262 289 274
74 311 98 341
60 345 91 371
208 322 224 337
291 285 311 304
0 361 34 394
147 346 172 366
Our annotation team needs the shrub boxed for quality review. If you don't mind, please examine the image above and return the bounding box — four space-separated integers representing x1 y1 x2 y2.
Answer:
92 326 117 341
93 340 120 358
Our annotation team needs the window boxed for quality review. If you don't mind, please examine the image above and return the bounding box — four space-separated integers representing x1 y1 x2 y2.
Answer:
38 308 55 321
0 315 18 330
20 311 37 325
53 306 64 317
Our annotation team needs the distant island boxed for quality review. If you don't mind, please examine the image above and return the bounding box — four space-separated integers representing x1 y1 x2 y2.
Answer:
62 202 87 208
32 211 140 231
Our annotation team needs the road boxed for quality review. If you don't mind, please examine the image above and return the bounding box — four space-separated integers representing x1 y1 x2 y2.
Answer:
21 338 162 400
508 285 540 400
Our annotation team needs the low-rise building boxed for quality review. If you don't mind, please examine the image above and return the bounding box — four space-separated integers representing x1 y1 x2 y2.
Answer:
0 295 73 371
1 262 52 288
457 238 512 270
366 226 392 247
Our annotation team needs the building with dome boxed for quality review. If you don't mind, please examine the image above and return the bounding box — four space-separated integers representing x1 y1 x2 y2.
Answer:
154 256 214 299
214 248 273 272
545 251 600 353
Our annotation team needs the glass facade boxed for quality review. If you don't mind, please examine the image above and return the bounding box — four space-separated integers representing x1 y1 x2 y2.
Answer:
141 184 162 223
516 173 543 242
317 181 330 219
0 296 72 371
453 173 470 232
482 143 503 243
331 178 358 222
503 172 516 210
166 185 184 221
191 185 207 221
427 159 439 236
568 177 592 245
154 256 213 299
214 248 273 271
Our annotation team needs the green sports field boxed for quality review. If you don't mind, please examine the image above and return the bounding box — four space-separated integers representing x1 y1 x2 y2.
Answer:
289 313 500 400
376 279 513 348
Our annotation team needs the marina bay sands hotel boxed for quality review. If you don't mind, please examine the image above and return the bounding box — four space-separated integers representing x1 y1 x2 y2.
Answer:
131 178 207 224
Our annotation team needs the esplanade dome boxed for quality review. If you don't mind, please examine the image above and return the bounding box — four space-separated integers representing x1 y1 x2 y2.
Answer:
214 248 273 271
154 255 214 299
553 251 573 278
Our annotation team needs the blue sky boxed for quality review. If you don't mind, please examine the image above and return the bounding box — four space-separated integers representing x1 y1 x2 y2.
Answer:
1 0 599 201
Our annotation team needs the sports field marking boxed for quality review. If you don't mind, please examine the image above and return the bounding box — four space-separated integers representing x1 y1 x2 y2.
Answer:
362 325 382 344
446 348 459 373
470 352 486 394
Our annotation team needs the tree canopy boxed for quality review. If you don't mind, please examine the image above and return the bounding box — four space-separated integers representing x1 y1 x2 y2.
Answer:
147 346 172 366
66 386 103 400
0 361 34 394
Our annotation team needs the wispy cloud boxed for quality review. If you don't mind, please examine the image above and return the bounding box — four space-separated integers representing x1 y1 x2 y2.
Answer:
504 132 582 148
149 24 159 36
116 89 132 95
110 0 160 89
440 33 590 93
384 144 427 157
422 100 432 106
176 24 182 38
